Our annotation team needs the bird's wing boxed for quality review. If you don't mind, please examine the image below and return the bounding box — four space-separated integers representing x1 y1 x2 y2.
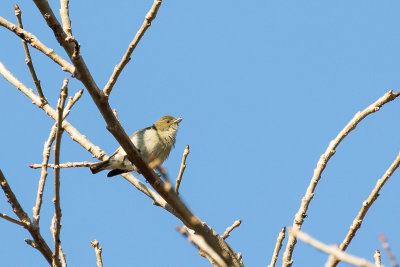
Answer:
109 126 153 158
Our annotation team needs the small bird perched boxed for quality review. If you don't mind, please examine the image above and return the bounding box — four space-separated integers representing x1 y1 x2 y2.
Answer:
90 115 182 177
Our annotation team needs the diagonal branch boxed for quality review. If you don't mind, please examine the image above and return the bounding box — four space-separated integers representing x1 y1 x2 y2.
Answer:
0 212 27 227
378 233 399 267
0 169 55 265
326 150 400 267
103 0 162 96
282 90 400 267
177 226 228 267
290 228 376 267
30 1 242 265
268 227 286 267
14 4 47 105
0 17 75 74
0 62 175 218
221 220 241 240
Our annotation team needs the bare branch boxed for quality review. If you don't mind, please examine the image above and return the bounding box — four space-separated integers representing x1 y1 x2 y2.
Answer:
0 170 55 265
374 250 382 267
0 63 106 160
0 17 74 74
177 226 228 267
221 220 241 240
91 240 104 267
11 0 243 261
175 145 189 194
326 150 400 267
0 212 27 227
63 89 84 119
0 62 178 222
290 228 376 267
0 170 31 224
33 89 82 225
379 233 399 267
33 124 56 224
51 79 68 267
30 162 93 169
103 0 162 96
268 227 286 267
59 0 72 36
282 90 400 267
59 246 67 267
14 4 47 105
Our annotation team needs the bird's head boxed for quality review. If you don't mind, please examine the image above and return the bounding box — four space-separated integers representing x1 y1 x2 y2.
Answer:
154 115 182 132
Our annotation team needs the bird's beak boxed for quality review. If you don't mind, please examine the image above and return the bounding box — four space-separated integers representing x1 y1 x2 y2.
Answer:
174 117 183 124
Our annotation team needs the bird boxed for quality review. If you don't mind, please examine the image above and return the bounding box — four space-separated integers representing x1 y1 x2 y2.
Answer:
90 115 182 177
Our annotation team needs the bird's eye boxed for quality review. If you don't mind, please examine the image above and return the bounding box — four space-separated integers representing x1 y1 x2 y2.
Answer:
167 120 170 123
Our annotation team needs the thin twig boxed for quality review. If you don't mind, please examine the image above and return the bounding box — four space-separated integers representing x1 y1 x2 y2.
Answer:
0 63 106 160
175 145 189 194
14 4 46 105
0 170 56 265
32 89 82 225
59 245 67 267
0 213 27 227
379 233 399 267
63 89 84 119
30 162 93 169
0 17 74 74
0 170 31 224
289 228 376 267
8 0 243 261
375 250 382 267
0 62 174 217
33 124 56 224
282 90 400 267
52 78 68 267
59 0 72 36
326 150 400 267
177 226 228 267
91 240 104 267
103 0 162 96
268 227 286 267
221 220 241 240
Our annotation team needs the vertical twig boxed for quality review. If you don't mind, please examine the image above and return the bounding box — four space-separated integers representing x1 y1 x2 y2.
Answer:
33 124 57 224
175 145 189 194
14 4 47 105
51 78 68 267
59 0 72 36
33 88 82 225
282 90 400 267
268 227 286 267
326 150 400 267
374 250 382 267
91 240 104 267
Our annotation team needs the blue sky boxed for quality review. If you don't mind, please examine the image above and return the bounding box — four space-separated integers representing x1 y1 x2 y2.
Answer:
1 1 400 266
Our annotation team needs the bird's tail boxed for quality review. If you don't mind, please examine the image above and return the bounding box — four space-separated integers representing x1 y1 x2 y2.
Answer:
90 160 109 174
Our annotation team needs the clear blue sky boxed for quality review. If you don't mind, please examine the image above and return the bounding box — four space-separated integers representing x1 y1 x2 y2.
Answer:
1 1 400 266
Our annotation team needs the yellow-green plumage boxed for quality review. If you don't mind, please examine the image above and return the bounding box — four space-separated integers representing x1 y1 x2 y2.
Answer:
90 115 182 177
